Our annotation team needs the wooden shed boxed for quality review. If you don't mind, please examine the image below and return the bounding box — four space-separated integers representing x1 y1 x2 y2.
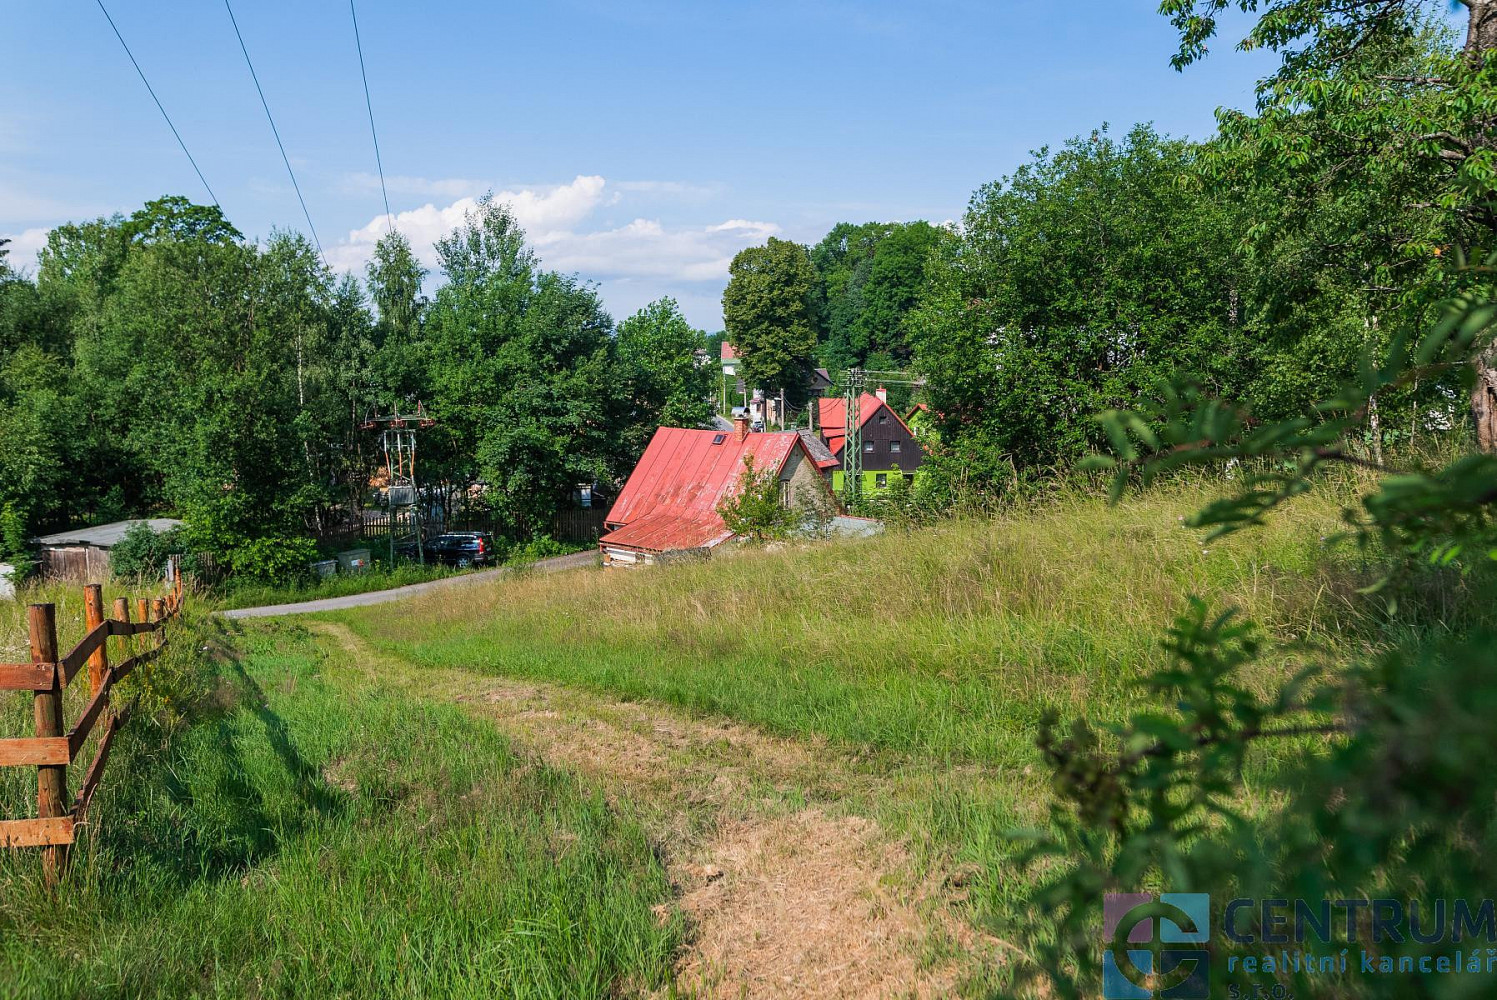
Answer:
33 519 184 582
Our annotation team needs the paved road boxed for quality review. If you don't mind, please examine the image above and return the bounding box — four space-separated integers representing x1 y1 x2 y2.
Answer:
216 550 599 619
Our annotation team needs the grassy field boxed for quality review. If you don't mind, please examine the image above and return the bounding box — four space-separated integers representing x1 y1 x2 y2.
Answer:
0 475 1442 996
0 613 677 999
324 477 1402 969
338 479 1374 762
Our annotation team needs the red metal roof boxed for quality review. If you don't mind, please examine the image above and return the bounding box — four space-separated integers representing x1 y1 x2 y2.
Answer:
598 510 733 554
601 427 809 553
720 341 740 361
816 393 914 457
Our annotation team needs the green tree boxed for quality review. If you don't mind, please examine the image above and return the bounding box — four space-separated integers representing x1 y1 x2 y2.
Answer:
616 297 715 439
1161 0 1497 448
722 237 821 406
911 125 1245 473
809 221 944 371
716 456 797 541
367 229 428 405
423 196 627 536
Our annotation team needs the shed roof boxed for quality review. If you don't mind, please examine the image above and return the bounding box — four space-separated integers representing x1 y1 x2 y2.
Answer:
34 518 184 548
796 429 840 470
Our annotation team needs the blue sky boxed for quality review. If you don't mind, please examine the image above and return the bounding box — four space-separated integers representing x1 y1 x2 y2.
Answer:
3 1 1277 329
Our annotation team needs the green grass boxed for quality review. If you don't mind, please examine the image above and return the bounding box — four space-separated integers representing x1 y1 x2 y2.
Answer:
335 479 1376 766
1 473 1460 996
326 476 1411 956
0 618 678 999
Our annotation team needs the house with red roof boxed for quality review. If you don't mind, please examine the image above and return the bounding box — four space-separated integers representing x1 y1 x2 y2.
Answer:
816 390 924 493
599 418 839 566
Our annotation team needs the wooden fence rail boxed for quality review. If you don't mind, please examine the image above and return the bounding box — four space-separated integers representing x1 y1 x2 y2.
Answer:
0 557 184 882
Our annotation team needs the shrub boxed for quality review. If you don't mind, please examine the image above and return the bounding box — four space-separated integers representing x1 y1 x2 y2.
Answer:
109 522 192 582
717 456 797 541
221 535 318 585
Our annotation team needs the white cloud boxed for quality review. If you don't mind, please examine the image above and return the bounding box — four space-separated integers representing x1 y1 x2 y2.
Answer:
542 216 780 282
0 227 49 273
328 174 610 273
330 175 779 297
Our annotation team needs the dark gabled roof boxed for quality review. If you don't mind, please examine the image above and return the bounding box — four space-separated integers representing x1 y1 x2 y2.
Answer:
816 394 916 457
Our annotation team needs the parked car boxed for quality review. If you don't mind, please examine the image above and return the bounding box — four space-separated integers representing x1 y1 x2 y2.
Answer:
422 532 498 567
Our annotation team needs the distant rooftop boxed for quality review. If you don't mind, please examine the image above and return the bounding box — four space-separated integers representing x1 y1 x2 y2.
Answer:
34 518 184 548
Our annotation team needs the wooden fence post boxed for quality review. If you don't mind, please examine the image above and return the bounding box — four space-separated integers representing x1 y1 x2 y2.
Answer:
113 597 130 662
135 598 150 660
151 599 166 645
28 603 67 884
84 584 108 698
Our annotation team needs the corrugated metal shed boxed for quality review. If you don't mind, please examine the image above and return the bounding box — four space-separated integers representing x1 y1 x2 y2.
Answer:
598 510 733 554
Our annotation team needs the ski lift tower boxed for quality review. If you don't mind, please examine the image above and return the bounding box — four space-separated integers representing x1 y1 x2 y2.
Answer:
361 402 436 565
841 368 924 507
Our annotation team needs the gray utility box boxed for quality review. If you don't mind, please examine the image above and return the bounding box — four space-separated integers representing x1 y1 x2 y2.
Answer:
337 549 372 573
310 559 338 579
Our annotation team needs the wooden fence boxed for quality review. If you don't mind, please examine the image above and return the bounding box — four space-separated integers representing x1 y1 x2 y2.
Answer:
0 560 184 882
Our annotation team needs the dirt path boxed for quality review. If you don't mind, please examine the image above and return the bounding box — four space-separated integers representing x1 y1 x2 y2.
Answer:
310 620 979 999
216 551 597 618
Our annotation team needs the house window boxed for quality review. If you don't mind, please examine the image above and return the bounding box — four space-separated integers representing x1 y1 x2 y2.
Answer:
875 473 888 488
712 433 727 445
864 441 875 453
878 414 888 424
780 480 792 505
890 441 902 453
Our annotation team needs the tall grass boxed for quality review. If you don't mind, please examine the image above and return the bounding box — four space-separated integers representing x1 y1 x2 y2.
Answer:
0 618 678 999
339 478 1380 766
328 473 1442 971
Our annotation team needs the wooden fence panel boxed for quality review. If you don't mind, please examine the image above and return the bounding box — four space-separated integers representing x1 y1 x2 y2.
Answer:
0 558 184 881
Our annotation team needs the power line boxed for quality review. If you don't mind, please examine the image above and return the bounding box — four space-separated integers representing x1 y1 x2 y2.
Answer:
223 0 326 263
94 0 219 206
349 0 393 233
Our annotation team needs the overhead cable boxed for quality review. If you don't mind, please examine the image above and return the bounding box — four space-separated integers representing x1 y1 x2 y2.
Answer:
95 0 220 206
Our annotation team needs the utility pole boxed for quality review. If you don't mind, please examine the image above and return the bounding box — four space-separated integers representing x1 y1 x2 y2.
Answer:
361 402 436 565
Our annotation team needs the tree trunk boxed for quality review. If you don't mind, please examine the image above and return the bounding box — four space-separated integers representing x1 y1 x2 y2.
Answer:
1467 1 1497 59
1474 343 1497 452
1466 2 1497 450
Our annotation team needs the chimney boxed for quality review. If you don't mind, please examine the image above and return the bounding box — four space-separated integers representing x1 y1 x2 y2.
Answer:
876 386 888 403
733 415 749 442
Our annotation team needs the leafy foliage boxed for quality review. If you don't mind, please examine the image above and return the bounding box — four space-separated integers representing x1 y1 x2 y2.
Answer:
811 221 945 370
722 237 821 405
107 521 191 582
1019 272 1497 999
616 297 715 441
911 125 1249 473
716 456 797 541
